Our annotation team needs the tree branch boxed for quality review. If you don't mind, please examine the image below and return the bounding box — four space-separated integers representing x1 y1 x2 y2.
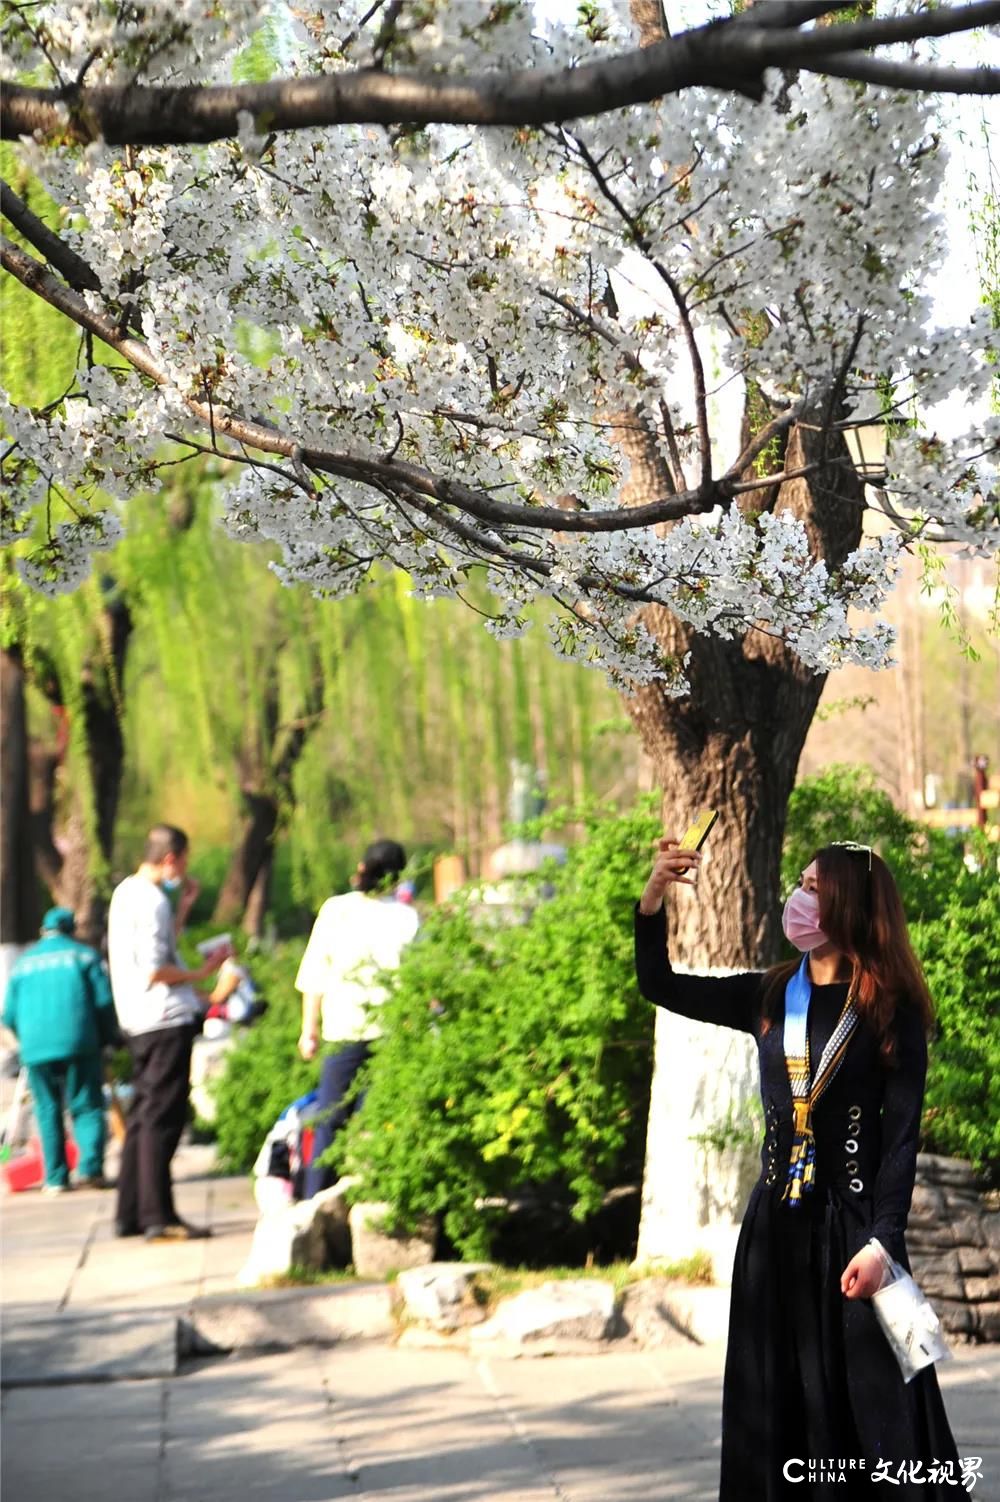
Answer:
1 233 724 534
2 3 998 146
790 55 1000 94
0 179 100 292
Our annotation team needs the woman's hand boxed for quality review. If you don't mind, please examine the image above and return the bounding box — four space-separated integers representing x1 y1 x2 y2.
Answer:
639 837 702 916
840 1245 886 1300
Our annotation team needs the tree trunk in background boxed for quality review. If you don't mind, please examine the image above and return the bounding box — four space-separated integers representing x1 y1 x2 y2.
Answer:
16 591 133 948
213 646 324 938
0 647 43 954
213 790 279 933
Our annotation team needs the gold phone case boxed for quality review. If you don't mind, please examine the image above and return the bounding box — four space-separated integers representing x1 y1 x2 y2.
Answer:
678 809 719 852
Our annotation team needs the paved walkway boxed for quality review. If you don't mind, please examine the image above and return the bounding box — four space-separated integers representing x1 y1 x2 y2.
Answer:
1 1142 258 1318
2 1150 998 1501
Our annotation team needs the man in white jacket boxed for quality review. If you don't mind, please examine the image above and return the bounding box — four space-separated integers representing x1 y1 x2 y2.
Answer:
108 824 228 1241
296 839 418 1199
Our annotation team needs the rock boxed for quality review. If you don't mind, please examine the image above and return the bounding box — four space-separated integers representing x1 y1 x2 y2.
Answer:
620 1279 696 1349
349 1202 436 1279
396 1325 459 1350
916 1273 966 1303
396 1262 492 1330
909 1249 960 1278
933 1298 975 1338
309 1178 359 1269
910 1184 947 1218
189 1036 235 1124
649 1286 733 1345
982 1214 1000 1254
237 1179 359 1286
956 1245 996 1278
237 1200 323 1287
916 1155 979 1189
905 1230 948 1255
470 1279 619 1347
948 1216 987 1249
963 1275 1000 1304
972 1302 1000 1341
184 1285 394 1353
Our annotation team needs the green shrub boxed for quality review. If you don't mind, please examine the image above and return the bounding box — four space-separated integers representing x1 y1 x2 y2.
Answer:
210 770 998 1222
783 764 968 922
328 801 661 1259
913 862 1000 1177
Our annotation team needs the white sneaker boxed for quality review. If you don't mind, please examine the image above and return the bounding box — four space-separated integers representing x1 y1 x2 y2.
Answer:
41 1183 70 1196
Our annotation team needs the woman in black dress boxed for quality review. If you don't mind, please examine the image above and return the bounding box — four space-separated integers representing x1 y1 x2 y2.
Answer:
635 838 963 1500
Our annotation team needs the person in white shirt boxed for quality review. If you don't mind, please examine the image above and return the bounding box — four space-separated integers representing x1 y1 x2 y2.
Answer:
108 824 229 1241
296 839 419 1199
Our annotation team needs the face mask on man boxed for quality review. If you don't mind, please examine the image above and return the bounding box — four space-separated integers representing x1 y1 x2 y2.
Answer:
161 873 183 893
781 887 828 952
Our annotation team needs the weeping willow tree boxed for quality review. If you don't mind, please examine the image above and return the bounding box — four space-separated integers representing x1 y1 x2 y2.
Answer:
0 145 133 946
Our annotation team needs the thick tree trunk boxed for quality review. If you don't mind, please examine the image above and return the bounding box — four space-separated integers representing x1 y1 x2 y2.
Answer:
613 408 866 1263
0 646 43 948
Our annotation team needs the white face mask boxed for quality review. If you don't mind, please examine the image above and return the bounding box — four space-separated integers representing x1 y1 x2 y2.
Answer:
161 873 183 893
781 887 828 952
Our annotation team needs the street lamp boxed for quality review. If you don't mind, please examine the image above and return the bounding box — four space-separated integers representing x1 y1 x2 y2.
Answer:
841 420 888 482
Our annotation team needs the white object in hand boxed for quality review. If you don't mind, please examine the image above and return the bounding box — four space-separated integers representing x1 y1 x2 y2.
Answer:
868 1238 953 1384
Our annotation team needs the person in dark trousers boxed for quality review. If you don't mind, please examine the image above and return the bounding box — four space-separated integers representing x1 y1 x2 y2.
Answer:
635 837 960 1500
296 839 419 1199
107 824 229 1241
3 907 119 1192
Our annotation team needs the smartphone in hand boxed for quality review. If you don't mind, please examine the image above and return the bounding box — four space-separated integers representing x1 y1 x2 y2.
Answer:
678 809 719 852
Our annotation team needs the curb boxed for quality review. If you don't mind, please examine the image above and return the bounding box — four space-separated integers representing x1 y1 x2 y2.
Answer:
180 1282 395 1355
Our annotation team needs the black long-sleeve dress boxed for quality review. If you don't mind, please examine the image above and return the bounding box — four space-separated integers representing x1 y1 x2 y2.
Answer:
635 904 961 1501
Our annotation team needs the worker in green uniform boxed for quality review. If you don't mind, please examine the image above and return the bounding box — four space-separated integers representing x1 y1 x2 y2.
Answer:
3 907 120 1193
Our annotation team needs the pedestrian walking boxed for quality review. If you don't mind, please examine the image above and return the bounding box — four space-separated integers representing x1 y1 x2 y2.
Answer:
296 839 419 1199
107 824 229 1242
3 907 119 1192
635 837 960 1500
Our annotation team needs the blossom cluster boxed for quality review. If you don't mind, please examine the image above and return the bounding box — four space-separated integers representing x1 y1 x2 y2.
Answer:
3 0 997 685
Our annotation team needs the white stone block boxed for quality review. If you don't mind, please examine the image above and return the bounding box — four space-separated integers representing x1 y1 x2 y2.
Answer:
471 1279 618 1347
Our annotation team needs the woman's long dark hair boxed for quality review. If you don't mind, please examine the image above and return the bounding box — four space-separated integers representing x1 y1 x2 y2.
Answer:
763 845 934 1064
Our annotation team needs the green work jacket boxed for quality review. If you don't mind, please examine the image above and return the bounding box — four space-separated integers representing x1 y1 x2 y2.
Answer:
3 933 118 1065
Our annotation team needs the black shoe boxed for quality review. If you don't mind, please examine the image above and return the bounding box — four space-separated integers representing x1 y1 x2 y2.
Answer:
76 1174 110 1190
144 1220 212 1243
114 1221 142 1238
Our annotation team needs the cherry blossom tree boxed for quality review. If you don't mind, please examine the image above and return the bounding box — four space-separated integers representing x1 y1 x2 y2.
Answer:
0 0 995 878
2 0 998 1251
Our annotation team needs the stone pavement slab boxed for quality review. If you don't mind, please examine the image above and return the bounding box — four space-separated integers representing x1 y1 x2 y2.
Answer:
2 1378 164 1502
1 1339 998 1502
2 1310 178 1385
1 1143 259 1316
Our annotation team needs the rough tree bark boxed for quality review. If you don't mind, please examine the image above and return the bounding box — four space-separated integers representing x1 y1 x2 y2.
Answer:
0 646 43 952
212 647 324 938
15 590 133 948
